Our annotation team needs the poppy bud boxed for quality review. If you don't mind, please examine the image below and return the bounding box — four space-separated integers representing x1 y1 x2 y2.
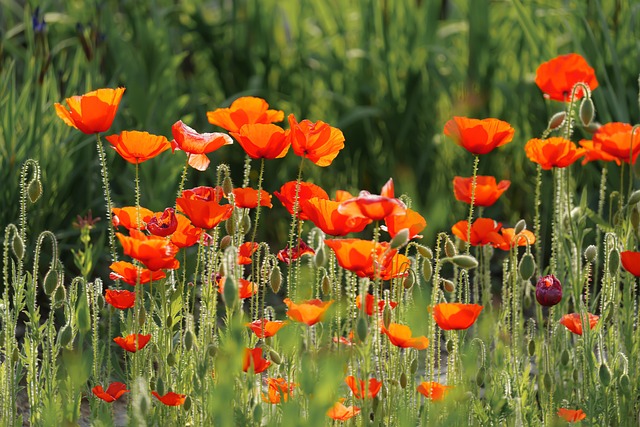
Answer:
518 253 536 280
76 295 90 333
167 352 176 366
445 238 456 258
527 339 535 357
12 235 24 260
417 245 433 259
442 278 455 293
422 259 432 282
628 189 640 206
184 330 195 351
390 228 410 249
356 315 368 342
28 178 42 203
572 368 579 382
608 249 620 275
59 324 73 347
184 395 192 411
579 97 595 127
543 372 552 391
403 272 415 289
219 235 232 250
514 219 526 235
451 255 478 269
223 277 238 308
207 343 218 357
523 293 532 309
241 214 251 235
270 266 282 293
620 374 630 394
269 349 282 364
11 347 19 363
314 245 326 268
584 245 597 263
156 377 166 396
599 363 611 386
43 269 59 295
253 403 262 423
631 207 640 230
321 275 331 295
382 304 392 329
222 177 233 196
53 285 66 308
476 366 485 387
547 111 566 130
535 274 562 307
584 121 601 134
399 371 407 389
410 357 418 374
446 339 454 353
560 349 570 366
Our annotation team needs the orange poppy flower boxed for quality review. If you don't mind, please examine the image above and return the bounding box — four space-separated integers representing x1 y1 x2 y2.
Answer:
525 137 585 169
216 276 258 299
92 382 129 403
380 323 429 350
355 294 398 316
277 238 316 264
327 401 361 421
383 207 427 240
416 382 452 401
207 96 284 133
338 178 406 221
114 333 151 353
116 230 180 271
287 114 345 166
105 130 171 164
176 187 234 229
246 319 287 338
243 347 271 374
171 120 233 171
105 289 135 310
345 376 382 400
621 251 640 277
593 122 640 163
535 53 598 102
284 298 333 326
109 261 166 285
559 313 599 335
335 190 355 202
452 176 510 207
230 123 290 159
451 218 503 247
237 242 259 265
112 206 153 230
579 139 620 165
274 181 329 220
146 208 178 237
262 378 296 404
232 188 273 209
444 117 515 155
55 87 125 134
301 197 371 236
170 214 204 248
152 391 187 406
493 228 536 251
324 239 409 280
432 303 483 330
557 408 587 423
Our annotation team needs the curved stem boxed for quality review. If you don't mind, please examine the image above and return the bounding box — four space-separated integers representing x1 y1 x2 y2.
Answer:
466 155 480 254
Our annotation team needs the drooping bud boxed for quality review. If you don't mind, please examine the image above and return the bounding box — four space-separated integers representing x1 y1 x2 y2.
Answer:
417 245 433 259
514 219 526 235
156 377 166 397
410 357 418 374
527 339 535 357
59 324 73 347
547 111 566 130
476 366 485 387
225 216 235 235
608 249 620 275
43 269 59 295
403 272 415 289
445 238 456 258
584 121 601 134
543 372 552 391
314 245 326 268
356 315 368 342
12 235 24 260
579 97 595 126
446 339 454 353
599 363 611 386
390 228 410 249
321 275 331 295
219 235 232 250
518 253 536 280
269 349 282 364
584 245 597 263
27 178 42 203
184 330 195 351
223 276 238 308
382 303 392 329
451 255 478 269
53 285 66 308
167 352 176 366
252 403 262 423
629 189 640 206
184 396 192 411
270 266 282 293
422 259 432 282
535 274 562 307
560 349 570 366
240 214 251 235
399 371 407 389
442 278 455 293
222 177 234 196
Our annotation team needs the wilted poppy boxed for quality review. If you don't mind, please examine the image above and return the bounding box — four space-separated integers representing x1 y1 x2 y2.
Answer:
451 218 503 247
432 303 483 330
416 382 452 401
524 137 585 169
345 376 382 400
536 274 563 307
232 188 273 209
444 117 515 155
114 333 151 353
559 313 599 335
146 208 178 237
116 230 180 271
92 382 129 402
453 176 511 207
152 391 187 406
287 114 345 166
106 131 171 164
176 187 234 229
170 214 204 248
579 139 620 165
246 319 287 338
216 276 258 300
274 181 329 220
230 123 290 159
593 122 640 163
277 239 316 264
380 323 429 350
338 178 406 221
55 87 125 134
383 208 427 240
207 96 284 133
493 228 536 251
105 289 136 310
243 347 271 374
171 120 233 171
237 242 260 265
621 251 640 277
109 261 166 285
327 401 361 421
355 294 398 316
557 408 587 423
301 198 371 236
112 206 153 230
262 378 296 404
284 298 333 326
535 53 598 102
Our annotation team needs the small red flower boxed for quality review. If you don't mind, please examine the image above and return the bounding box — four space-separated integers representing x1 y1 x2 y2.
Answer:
92 382 129 403
230 123 290 159
146 208 178 237
114 333 151 353
327 401 360 421
106 131 171 164
287 113 345 166
453 176 510 207
109 261 166 285
380 323 429 350
262 378 296 404
237 242 260 265
55 87 125 134
104 289 136 310
535 53 598 102
176 186 234 229
207 96 284 133
559 313 599 335
621 251 640 277
525 137 585 169
451 218 503 247
243 348 271 374
116 230 180 271
232 188 273 209
274 181 329 220
112 206 153 230
355 294 398 316
345 376 382 400
246 319 287 338
171 120 233 171
152 391 187 406
277 239 315 264
557 408 587 423
416 382 452 401
444 117 515 155
432 303 483 330
284 298 333 326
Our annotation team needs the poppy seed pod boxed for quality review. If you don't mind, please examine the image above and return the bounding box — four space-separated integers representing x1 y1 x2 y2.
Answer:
535 274 562 307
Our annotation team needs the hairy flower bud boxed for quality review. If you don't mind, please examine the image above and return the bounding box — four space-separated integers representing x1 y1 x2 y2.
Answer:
535 274 562 307
579 97 595 126
445 238 456 258
547 111 566 130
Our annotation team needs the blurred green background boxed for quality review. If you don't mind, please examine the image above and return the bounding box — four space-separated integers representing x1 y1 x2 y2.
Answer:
1 0 638 277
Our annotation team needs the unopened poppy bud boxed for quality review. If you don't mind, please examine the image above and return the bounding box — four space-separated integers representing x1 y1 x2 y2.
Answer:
445 238 456 258
547 111 566 130
446 339 454 353
225 216 235 235
476 366 485 387
572 368 579 382
223 277 238 308
518 253 536 280
599 363 611 386
410 357 418 374
53 285 66 308
356 315 368 342
184 395 192 411
184 330 195 351
270 266 282 293
585 121 601 134
43 269 59 295
314 245 326 267
535 274 562 307
543 372 552 391
207 343 218 357
442 278 455 293
560 349 570 366
400 371 407 389
579 97 595 126
219 235 232 250
156 377 166 396
631 207 640 230
253 403 262 423
527 339 535 357
451 255 478 269
372 396 380 412
12 235 24 260
167 352 176 366
417 245 433 259
11 347 19 363
422 259 432 282
628 189 640 206
138 305 146 327
570 207 581 222
514 219 526 235
76 297 90 333
222 177 233 196
403 272 415 289
269 349 282 364
390 228 410 249
241 214 251 235
584 245 597 263
383 304 392 329
59 324 73 347
608 249 620 275
96 293 105 310
321 275 331 295
523 293 532 309
620 374 630 394
27 178 42 203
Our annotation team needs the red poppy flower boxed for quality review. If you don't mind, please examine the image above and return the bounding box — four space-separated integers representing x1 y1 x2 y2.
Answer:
232 188 273 209
579 139 620 165
262 378 296 404
327 401 361 421
380 323 429 350
536 274 563 307
112 206 153 230
335 190 355 202
216 276 258 299
243 347 272 374
416 382 452 401
383 207 427 240
524 137 585 169
109 261 166 285
324 239 409 280
338 178 406 221
207 96 284 133
116 230 180 271
559 313 599 335
593 122 640 163
284 298 333 326
55 87 125 134
246 319 287 338
146 208 178 237
171 120 233 171
237 242 259 265
300 198 371 236
493 228 536 251
114 333 151 353
287 114 345 166
345 376 382 400
453 176 511 207
152 391 187 406
170 214 204 248
451 218 503 247
621 251 640 277
557 408 587 423
230 123 290 159
274 181 329 220
355 294 398 316
105 131 171 164
432 303 483 330
176 187 234 229
105 289 136 310
92 382 129 403
535 53 598 102
444 117 515 155
277 238 315 264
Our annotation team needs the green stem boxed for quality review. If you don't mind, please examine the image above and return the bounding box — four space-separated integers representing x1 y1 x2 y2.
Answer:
466 155 480 254
96 134 118 265
175 157 190 204
287 158 305 300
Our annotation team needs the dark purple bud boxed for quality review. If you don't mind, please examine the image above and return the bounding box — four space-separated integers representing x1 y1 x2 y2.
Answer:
32 7 46 34
535 274 562 307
